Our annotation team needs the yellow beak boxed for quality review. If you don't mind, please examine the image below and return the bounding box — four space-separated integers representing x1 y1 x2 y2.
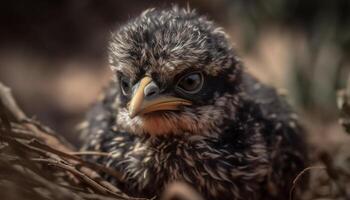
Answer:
128 77 192 118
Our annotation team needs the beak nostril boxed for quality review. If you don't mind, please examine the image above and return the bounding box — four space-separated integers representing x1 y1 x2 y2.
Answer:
146 91 157 97
144 81 159 98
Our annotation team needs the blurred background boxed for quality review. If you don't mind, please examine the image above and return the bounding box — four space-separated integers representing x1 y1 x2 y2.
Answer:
0 0 349 147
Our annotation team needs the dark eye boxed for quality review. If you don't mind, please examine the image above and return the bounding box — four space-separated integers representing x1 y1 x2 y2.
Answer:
176 72 204 94
120 76 131 95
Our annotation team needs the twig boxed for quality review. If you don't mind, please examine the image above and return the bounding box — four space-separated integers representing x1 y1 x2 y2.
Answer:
289 166 326 200
0 83 27 122
11 164 85 200
32 158 119 197
29 139 124 182
70 151 112 157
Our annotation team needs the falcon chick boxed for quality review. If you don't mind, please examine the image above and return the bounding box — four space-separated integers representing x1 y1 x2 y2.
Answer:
81 7 308 200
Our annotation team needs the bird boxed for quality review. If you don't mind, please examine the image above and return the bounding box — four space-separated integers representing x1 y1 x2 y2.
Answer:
80 6 308 200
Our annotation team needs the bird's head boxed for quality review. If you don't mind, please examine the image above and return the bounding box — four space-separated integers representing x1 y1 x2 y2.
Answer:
110 7 243 136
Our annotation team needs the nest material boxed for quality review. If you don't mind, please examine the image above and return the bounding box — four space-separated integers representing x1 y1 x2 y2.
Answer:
0 82 144 200
0 81 349 200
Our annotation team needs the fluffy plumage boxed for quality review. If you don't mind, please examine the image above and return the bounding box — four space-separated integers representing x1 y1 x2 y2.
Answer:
81 7 308 200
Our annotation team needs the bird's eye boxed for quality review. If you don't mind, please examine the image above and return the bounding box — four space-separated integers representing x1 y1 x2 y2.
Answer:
176 72 204 94
120 76 131 95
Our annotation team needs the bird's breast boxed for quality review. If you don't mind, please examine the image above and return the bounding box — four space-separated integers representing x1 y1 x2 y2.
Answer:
103 132 270 199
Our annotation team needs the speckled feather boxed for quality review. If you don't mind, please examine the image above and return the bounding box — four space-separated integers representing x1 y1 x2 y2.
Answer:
80 6 308 200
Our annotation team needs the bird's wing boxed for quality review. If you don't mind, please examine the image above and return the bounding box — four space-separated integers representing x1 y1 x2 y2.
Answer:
242 72 295 123
242 72 309 193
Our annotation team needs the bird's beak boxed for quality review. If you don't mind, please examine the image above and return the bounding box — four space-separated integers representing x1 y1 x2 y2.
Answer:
128 76 192 118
